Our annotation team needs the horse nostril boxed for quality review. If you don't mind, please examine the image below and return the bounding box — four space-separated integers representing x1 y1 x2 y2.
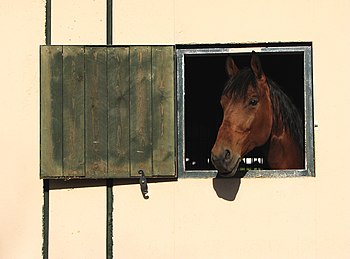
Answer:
224 149 231 161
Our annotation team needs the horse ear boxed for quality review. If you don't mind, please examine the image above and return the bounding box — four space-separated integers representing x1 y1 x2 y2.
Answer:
250 51 266 82
226 56 239 78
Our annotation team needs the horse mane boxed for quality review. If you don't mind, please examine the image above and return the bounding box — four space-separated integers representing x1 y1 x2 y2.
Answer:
222 68 304 153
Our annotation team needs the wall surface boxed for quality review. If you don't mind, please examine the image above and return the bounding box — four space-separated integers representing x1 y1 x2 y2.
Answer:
1 0 350 258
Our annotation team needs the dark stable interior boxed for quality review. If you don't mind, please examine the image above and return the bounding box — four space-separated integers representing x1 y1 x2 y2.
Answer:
184 52 305 171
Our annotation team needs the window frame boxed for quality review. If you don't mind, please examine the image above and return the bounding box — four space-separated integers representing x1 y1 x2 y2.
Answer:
176 44 314 178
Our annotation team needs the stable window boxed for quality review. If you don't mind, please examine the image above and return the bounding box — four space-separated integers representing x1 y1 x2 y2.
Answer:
176 44 314 178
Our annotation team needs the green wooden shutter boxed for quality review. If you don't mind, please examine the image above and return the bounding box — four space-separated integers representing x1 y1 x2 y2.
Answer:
40 45 176 179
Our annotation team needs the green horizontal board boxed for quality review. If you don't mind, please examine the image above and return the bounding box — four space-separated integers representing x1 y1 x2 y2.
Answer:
40 46 63 178
62 46 85 177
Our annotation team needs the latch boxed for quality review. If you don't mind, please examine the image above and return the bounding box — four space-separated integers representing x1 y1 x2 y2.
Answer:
139 170 149 199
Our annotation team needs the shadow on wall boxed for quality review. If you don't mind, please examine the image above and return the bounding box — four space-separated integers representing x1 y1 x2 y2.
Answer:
212 177 241 201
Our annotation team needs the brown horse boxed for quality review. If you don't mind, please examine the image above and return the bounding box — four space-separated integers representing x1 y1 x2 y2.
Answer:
211 52 304 177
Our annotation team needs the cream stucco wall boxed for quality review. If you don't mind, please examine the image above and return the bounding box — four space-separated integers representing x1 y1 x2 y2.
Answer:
1 0 350 258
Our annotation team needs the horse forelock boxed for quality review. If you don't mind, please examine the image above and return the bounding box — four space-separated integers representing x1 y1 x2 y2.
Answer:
222 68 257 101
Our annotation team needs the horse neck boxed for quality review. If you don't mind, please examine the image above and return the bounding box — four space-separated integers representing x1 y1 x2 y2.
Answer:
265 116 304 169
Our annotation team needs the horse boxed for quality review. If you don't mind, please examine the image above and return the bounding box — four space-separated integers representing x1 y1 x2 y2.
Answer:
211 52 304 177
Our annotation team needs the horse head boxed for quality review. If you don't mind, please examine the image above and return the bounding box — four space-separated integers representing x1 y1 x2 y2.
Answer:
211 53 273 177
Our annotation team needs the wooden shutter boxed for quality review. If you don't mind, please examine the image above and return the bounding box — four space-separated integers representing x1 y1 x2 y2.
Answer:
40 45 176 179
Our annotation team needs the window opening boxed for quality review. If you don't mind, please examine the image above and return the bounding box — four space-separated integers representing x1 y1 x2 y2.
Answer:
177 44 314 178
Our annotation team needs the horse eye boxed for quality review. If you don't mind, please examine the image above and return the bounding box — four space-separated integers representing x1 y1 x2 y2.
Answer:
249 98 258 106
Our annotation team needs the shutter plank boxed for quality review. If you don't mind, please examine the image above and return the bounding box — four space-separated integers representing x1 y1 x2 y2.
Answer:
85 47 108 178
130 47 152 177
62 46 85 177
40 46 63 178
152 46 176 177
107 47 130 178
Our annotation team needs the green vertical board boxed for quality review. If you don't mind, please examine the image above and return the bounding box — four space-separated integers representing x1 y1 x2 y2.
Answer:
107 47 130 178
40 46 63 178
130 47 152 177
62 46 85 177
152 46 176 176
85 47 108 178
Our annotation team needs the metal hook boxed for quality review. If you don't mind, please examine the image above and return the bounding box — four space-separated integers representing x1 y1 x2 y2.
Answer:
138 170 149 199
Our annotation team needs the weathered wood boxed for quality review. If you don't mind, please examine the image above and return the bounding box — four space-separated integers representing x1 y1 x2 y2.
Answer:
130 46 152 177
40 45 177 179
85 47 108 178
107 47 130 178
40 45 63 178
152 46 176 176
62 46 85 177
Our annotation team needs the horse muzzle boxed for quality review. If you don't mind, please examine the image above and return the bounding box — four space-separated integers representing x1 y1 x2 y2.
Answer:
211 148 241 177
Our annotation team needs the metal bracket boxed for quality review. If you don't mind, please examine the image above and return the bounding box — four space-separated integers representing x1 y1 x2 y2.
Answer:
139 170 149 199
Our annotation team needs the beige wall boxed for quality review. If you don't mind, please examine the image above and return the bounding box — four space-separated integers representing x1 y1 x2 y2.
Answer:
1 0 350 258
